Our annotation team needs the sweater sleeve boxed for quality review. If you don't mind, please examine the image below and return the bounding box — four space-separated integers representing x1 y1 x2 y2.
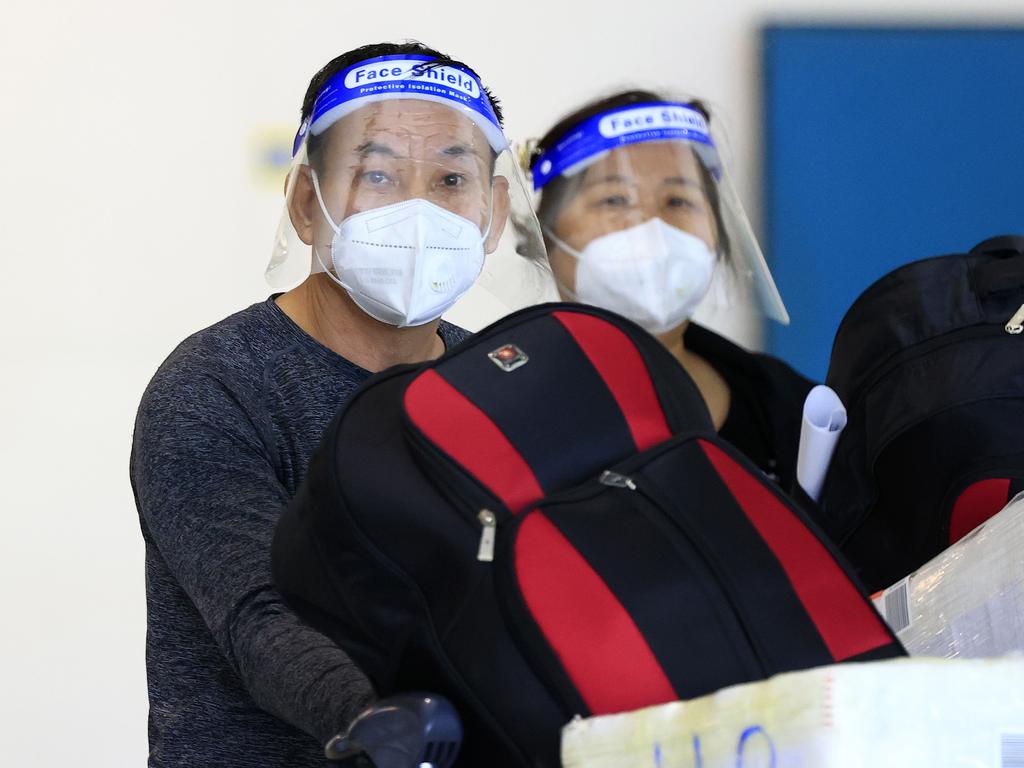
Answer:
130 363 374 744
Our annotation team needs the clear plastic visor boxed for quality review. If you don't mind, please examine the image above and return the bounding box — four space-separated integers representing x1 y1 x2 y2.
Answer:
536 136 788 328
267 98 554 328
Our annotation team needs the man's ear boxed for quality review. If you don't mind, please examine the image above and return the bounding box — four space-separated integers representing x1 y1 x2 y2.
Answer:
484 175 510 254
286 165 317 246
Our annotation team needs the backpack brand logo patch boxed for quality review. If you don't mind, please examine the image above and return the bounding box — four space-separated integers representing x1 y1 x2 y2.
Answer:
488 343 529 372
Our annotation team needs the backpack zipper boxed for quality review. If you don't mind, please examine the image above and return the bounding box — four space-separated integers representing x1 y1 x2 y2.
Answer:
598 470 637 490
1007 304 1024 335
476 509 498 562
842 323 1012 418
403 423 511 563
598 466 770 676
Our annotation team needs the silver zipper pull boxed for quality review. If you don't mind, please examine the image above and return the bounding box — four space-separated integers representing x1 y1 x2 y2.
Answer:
1007 303 1024 335
599 470 637 490
477 509 497 562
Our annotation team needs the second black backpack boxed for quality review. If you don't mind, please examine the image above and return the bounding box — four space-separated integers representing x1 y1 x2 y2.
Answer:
820 235 1024 592
273 303 902 767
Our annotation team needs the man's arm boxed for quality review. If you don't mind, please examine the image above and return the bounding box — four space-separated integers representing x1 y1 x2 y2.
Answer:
131 368 373 744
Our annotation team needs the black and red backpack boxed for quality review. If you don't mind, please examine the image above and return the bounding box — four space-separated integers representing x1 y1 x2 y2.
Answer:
819 235 1024 592
272 303 902 767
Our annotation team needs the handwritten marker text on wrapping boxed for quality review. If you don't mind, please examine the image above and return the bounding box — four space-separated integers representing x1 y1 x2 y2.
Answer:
650 724 776 767
598 106 708 139
343 60 480 98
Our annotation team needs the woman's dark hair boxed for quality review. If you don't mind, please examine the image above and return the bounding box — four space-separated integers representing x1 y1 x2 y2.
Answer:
530 90 730 259
302 41 502 165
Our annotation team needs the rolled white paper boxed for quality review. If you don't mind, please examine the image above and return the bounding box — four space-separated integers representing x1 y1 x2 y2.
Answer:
796 384 847 501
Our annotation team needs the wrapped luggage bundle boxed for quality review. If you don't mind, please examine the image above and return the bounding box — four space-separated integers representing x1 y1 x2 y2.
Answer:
561 656 1024 767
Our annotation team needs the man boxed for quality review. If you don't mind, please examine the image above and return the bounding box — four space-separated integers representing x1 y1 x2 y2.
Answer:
130 41 540 766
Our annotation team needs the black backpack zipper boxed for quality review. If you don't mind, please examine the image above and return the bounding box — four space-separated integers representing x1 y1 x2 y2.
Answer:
1007 303 1024 334
842 322 1018 418
403 421 512 561
595 469 772 678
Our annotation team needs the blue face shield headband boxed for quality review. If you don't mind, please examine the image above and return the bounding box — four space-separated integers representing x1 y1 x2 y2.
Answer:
292 54 508 157
530 101 720 191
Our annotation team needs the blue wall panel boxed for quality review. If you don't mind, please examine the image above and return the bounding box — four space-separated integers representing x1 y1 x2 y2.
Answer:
763 26 1024 379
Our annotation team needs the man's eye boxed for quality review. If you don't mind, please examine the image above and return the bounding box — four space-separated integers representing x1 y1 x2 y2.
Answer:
441 173 465 188
361 170 392 185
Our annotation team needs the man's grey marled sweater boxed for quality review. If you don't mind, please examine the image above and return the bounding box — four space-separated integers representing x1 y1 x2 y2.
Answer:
130 297 469 767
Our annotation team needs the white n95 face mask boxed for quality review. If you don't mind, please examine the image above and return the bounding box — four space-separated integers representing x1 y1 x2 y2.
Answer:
549 218 716 336
312 172 488 328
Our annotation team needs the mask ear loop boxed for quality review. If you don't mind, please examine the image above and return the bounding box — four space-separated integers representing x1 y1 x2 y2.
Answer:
310 169 342 233
541 225 585 259
540 225 589 301
478 182 497 246
309 168 341 278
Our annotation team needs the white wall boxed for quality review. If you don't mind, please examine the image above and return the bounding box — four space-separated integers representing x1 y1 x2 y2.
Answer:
2 1 1020 765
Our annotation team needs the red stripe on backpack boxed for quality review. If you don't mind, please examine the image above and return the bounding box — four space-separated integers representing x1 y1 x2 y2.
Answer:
699 440 893 661
404 370 544 513
515 511 678 715
949 478 1011 544
553 311 672 452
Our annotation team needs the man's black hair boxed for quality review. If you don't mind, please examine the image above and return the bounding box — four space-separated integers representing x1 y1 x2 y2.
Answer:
301 41 502 170
302 41 502 125
531 90 730 259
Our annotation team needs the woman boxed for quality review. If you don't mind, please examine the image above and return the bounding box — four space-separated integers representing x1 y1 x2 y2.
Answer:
529 90 814 490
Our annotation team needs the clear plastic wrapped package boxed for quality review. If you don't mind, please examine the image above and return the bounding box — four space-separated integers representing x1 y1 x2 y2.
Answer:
561 656 1024 767
872 492 1024 658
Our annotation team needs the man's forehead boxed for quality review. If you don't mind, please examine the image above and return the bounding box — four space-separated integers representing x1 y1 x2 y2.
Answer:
334 100 489 156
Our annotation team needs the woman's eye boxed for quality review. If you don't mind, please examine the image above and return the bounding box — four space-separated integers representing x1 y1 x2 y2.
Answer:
599 194 630 207
666 196 699 210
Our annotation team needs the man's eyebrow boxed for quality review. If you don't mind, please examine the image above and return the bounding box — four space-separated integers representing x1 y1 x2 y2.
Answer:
439 143 482 159
353 141 399 158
